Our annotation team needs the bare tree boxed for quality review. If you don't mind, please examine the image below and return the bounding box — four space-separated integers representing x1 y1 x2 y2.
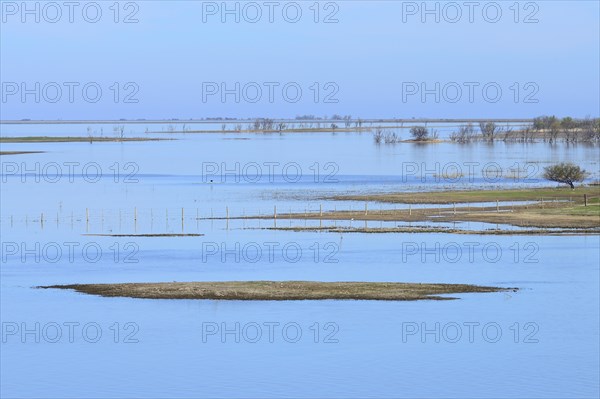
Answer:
410 126 429 141
547 120 561 143
343 115 352 128
519 125 535 143
87 126 94 143
581 117 600 142
384 131 400 144
266 119 274 130
373 128 384 144
451 124 476 143
479 122 498 142
113 125 125 139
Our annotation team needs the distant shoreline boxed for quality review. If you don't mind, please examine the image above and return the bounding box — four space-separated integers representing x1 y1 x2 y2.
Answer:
0 151 46 156
0 118 536 125
0 136 174 143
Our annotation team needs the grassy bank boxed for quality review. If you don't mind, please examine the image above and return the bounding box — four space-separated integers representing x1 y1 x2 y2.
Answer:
235 187 600 230
256 226 597 236
246 204 599 229
41 281 509 301
332 186 600 204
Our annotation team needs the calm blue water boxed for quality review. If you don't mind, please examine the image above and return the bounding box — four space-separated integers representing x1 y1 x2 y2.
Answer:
1 127 599 398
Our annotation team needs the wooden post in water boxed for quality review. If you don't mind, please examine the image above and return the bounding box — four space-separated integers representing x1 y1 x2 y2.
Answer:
409 204 412 216
584 194 588 206
496 200 499 213
320 204 322 217
181 208 184 232
365 202 368 216
40 213 44 229
274 205 277 219
453 203 456 215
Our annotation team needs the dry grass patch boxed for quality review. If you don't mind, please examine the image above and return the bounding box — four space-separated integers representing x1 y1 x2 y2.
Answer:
41 281 511 301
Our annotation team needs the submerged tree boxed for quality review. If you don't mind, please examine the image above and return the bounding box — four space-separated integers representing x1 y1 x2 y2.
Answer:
410 126 429 141
479 121 499 142
373 128 384 144
543 163 587 189
450 123 476 143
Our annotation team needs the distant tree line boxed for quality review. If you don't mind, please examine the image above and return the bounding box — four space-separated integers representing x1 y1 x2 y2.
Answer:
450 116 599 144
532 116 599 143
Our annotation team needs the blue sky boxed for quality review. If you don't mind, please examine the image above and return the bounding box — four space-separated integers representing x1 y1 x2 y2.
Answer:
1 0 599 119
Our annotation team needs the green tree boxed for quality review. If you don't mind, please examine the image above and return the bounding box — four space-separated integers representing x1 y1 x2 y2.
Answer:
543 163 587 189
561 117 575 130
